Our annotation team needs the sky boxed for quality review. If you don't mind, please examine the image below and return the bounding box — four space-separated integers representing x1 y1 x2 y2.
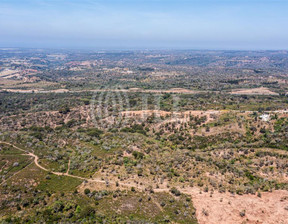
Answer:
0 0 287 50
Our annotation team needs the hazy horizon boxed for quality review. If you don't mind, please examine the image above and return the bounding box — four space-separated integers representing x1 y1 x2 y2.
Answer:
0 0 288 50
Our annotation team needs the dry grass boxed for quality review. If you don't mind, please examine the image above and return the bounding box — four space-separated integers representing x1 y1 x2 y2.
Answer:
182 188 288 224
230 87 279 96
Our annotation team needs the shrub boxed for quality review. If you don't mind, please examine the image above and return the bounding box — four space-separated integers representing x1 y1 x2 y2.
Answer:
59 106 70 114
84 188 91 195
170 187 181 196
239 210 246 217
86 128 103 138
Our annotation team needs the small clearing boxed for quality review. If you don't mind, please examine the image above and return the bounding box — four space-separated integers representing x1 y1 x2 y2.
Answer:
230 87 279 96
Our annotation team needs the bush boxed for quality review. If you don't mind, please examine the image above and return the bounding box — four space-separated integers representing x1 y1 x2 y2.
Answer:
239 210 246 217
59 106 70 114
132 151 144 160
79 205 95 218
170 187 181 196
84 188 91 195
86 128 103 138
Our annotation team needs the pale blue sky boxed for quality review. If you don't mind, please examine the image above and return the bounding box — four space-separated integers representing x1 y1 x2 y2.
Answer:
0 0 287 50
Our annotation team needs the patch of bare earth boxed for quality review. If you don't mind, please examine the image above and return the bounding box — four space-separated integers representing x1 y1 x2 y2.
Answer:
182 188 288 224
230 87 279 96
0 88 69 93
141 88 202 94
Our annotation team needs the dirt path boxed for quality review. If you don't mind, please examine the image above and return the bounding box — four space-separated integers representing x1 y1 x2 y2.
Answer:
0 141 86 180
0 141 145 187
66 159 71 175
0 160 8 172
0 142 141 186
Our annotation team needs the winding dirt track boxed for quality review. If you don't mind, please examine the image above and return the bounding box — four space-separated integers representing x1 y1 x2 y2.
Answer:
0 141 86 180
0 141 141 187
0 160 8 172
0 141 151 189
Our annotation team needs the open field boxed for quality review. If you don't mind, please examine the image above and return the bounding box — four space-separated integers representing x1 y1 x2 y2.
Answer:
184 189 288 224
230 87 279 96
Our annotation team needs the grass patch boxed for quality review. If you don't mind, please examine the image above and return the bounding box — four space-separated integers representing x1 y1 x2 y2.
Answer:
37 174 82 192
94 191 198 223
39 159 68 173
0 144 23 155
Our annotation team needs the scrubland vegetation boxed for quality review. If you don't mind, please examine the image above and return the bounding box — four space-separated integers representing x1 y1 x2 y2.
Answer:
0 49 288 223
